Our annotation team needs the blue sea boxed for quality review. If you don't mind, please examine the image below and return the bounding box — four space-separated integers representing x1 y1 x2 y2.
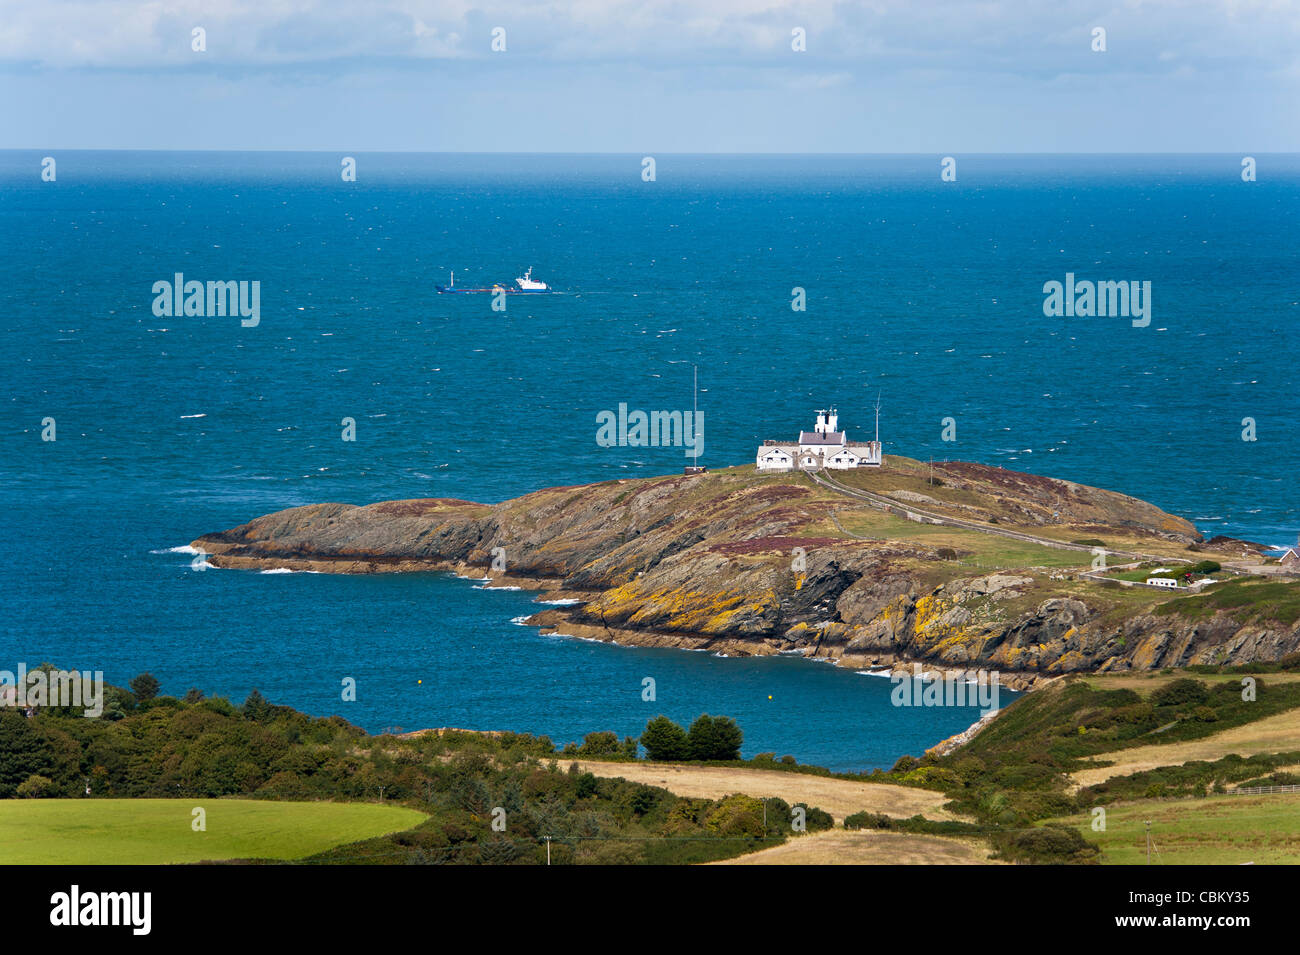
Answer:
3 152 1296 771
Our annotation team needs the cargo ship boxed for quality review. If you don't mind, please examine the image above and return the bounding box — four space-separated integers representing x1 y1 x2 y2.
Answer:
435 268 553 294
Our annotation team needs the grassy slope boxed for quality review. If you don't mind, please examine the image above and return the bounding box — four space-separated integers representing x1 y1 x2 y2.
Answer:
1050 793 1300 865
1080 671 1300 693
957 672 1300 770
939 669 1300 863
739 463 1282 627
830 457 1201 549
1071 708 1300 788
0 799 426 864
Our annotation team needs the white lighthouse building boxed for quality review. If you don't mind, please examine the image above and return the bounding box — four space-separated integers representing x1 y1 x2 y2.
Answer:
755 407 882 472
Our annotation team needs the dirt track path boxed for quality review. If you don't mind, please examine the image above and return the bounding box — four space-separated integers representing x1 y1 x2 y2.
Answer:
566 760 957 823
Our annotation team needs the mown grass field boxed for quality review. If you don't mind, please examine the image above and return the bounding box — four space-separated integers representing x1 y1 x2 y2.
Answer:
1052 793 1300 865
568 759 958 824
711 829 999 865
0 799 426 864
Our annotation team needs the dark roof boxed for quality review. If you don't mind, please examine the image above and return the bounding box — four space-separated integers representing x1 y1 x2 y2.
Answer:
799 431 845 445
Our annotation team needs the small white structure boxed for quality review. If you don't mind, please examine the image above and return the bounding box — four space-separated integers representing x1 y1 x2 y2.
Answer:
515 267 548 291
1146 577 1179 589
756 408 882 472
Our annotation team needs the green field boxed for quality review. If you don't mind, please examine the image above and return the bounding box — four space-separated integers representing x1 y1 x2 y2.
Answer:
824 506 1094 570
1051 794 1300 865
0 799 426 864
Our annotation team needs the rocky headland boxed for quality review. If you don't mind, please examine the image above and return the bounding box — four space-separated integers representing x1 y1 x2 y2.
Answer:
192 457 1299 691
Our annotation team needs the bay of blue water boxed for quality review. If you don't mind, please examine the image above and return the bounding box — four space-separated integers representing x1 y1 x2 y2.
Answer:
3 152 1295 770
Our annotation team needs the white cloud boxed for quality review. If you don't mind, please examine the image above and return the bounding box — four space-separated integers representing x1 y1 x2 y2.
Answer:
1 0 1294 75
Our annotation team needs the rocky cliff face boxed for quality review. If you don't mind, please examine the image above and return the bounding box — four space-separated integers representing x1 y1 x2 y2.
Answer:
193 466 1300 686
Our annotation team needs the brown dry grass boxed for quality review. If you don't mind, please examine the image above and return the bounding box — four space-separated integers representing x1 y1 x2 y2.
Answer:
1071 708 1300 789
567 760 957 823
708 829 1000 865
1081 671 1300 694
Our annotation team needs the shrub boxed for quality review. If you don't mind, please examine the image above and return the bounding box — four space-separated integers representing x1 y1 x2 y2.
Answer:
16 774 55 798
624 785 659 816
574 772 599 799
1151 678 1209 708
1006 789 1078 822
991 763 1060 791
892 755 921 774
1112 702 1155 724
899 766 961 789
994 825 1099 864
703 794 765 838
844 811 892 830
258 770 309 798
793 803 834 832
844 811 980 836
576 731 621 758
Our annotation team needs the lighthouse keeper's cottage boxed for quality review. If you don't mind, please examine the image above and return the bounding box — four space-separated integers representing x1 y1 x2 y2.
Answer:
755 408 882 472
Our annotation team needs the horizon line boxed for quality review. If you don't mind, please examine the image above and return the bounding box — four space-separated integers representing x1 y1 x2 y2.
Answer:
1 148 1289 156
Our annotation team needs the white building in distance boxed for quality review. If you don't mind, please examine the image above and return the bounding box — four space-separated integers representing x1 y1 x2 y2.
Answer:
756 408 882 472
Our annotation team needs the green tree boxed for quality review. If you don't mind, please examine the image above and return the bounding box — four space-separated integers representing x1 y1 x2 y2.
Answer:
242 688 271 721
129 672 161 702
16 774 55 798
0 711 54 797
183 688 205 704
639 715 689 761
686 714 743 761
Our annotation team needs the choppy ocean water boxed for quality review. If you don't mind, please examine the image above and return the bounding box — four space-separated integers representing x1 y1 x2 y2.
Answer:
2 151 1295 770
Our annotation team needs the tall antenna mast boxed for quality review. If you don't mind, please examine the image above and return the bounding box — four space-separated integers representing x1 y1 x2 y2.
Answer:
874 392 881 446
693 364 698 465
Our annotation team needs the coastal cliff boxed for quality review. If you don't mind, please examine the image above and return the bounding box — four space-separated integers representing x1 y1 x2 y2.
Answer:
193 459 1299 686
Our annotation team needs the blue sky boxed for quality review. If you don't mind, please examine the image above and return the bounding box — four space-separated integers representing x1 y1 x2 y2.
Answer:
2 0 1296 151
